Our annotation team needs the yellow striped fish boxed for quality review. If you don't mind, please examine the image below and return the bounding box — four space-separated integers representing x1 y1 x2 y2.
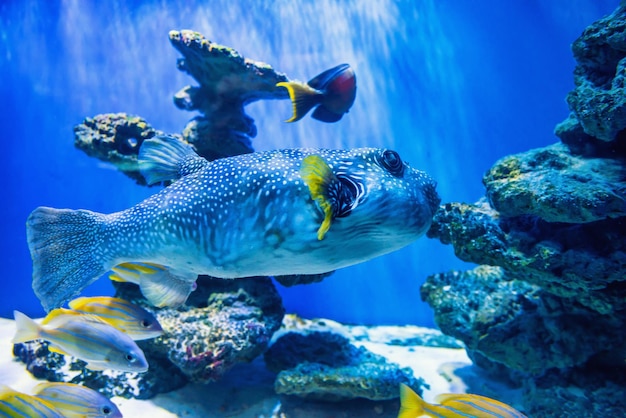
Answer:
398 383 527 418
0 384 62 418
13 310 148 373
68 296 163 340
32 382 122 418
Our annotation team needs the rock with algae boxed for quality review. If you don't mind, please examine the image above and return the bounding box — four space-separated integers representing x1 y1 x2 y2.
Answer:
421 266 625 375
422 5 626 415
265 331 425 402
13 275 284 398
170 29 288 160
12 339 187 399
483 143 626 223
557 4 626 143
73 113 164 185
114 275 284 385
74 30 292 182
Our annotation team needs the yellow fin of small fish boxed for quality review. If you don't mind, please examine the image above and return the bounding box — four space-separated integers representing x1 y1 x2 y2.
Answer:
300 155 335 240
276 81 321 122
43 308 111 329
398 383 426 418
68 296 124 310
41 308 80 326
109 272 127 283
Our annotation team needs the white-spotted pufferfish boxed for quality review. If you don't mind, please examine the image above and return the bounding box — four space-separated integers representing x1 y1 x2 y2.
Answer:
27 136 440 311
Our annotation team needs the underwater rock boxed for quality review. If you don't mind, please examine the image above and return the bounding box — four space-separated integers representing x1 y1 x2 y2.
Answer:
557 4 626 144
75 31 294 175
483 143 626 223
12 341 66 382
12 339 187 399
116 275 285 385
73 113 163 185
265 331 425 402
522 366 626 418
427 200 626 315
423 7 626 414
170 29 289 157
14 276 284 398
421 266 626 376
272 271 335 287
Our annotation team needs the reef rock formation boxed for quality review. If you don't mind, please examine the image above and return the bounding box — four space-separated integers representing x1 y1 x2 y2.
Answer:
74 30 291 183
559 4 626 143
74 113 164 185
266 331 423 401
138 275 284 383
169 30 288 161
13 276 284 398
423 4 626 416
264 316 445 402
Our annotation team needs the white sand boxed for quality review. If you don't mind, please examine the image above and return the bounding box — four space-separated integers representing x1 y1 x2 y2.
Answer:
0 316 518 417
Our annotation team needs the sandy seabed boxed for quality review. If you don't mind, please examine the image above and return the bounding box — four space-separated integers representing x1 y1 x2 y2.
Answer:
0 317 521 417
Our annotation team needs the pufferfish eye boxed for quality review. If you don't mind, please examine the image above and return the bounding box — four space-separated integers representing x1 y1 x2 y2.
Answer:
378 150 404 177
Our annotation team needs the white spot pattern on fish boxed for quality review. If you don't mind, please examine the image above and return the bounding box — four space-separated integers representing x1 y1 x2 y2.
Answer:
27 136 440 311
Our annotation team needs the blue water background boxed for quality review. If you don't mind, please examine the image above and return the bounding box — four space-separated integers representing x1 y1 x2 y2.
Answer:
0 1 616 326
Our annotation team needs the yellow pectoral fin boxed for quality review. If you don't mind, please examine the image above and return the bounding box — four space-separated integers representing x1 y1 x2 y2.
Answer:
300 155 336 240
317 201 333 240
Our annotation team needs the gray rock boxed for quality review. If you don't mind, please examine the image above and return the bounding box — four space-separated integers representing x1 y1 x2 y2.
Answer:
117 275 285 384
73 113 164 185
265 331 426 401
484 143 626 223
562 5 626 142
13 275 285 398
427 200 626 315
421 266 625 375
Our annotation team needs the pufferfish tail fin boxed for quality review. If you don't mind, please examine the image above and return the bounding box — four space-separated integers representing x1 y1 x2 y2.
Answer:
276 81 323 123
138 135 208 185
27 207 109 312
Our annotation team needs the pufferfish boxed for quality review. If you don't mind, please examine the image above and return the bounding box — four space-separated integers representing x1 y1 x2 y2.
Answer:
27 135 440 311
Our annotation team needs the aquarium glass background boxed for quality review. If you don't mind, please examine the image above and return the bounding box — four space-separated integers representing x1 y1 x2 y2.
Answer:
0 0 616 326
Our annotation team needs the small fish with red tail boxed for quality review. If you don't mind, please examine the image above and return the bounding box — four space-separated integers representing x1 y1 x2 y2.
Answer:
277 63 356 123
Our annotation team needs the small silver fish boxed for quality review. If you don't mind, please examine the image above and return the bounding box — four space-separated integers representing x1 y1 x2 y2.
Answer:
13 310 148 372
27 136 440 311
68 296 163 340
32 382 122 418
0 384 62 418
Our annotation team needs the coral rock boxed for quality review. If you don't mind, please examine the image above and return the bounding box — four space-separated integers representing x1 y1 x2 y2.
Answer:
119 275 285 384
421 266 625 375
169 30 289 157
73 113 163 185
484 143 626 223
428 200 626 315
14 276 285 398
559 4 626 143
265 330 426 401
13 340 187 399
